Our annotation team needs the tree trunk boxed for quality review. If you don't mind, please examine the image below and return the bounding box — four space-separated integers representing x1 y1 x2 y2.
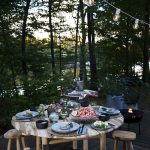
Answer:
87 7 97 90
21 0 31 94
10 56 18 96
59 34 62 74
74 6 79 79
49 0 55 76
79 0 87 82
125 17 130 76
142 0 150 82
0 16 18 96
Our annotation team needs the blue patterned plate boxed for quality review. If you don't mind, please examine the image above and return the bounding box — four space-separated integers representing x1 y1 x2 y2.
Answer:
51 122 80 133
16 111 39 119
99 107 120 116
91 122 113 131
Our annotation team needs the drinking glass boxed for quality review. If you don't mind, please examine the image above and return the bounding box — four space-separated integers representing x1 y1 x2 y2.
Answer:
60 109 68 121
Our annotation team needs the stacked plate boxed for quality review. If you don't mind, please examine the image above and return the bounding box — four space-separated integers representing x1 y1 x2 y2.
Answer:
98 107 120 116
15 111 39 120
51 122 80 133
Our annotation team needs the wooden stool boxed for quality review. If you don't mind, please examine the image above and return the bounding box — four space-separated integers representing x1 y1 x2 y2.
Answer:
24 147 31 150
112 130 136 150
4 129 26 150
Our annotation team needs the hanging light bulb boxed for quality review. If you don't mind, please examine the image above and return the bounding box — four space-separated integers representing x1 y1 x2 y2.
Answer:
83 0 94 6
133 19 139 29
113 8 121 21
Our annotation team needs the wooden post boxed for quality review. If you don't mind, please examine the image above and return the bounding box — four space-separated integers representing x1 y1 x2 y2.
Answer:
73 141 77 150
42 137 48 150
16 138 21 150
7 139 11 150
21 136 26 148
83 139 88 150
36 136 41 150
113 139 118 150
129 141 134 150
123 141 126 150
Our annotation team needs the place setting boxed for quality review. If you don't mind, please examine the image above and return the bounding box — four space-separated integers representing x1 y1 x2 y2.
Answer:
13 110 39 122
48 121 88 137
94 106 120 116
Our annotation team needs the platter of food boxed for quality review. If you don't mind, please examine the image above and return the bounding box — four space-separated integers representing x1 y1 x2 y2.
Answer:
91 121 113 131
70 107 97 123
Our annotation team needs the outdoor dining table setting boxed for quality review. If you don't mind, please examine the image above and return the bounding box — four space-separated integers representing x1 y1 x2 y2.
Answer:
11 99 124 150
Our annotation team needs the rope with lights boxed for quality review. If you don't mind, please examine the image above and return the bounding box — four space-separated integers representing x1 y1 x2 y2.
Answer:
83 0 150 30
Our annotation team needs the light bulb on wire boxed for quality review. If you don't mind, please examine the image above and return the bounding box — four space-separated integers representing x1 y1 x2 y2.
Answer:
133 19 139 29
83 0 94 6
113 8 121 21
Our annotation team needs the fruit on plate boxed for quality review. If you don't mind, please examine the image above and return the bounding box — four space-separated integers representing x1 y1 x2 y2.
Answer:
72 107 96 118
93 121 109 129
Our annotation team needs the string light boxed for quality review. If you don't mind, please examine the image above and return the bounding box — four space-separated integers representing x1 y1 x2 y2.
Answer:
133 19 139 30
83 0 150 29
113 8 121 21
102 0 150 29
83 0 94 6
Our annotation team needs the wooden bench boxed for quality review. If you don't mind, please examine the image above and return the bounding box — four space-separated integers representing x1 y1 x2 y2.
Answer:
4 129 27 150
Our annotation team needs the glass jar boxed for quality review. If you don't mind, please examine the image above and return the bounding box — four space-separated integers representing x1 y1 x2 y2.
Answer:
37 104 45 117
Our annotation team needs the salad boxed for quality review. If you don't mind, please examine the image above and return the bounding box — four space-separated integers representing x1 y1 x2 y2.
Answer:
93 121 109 129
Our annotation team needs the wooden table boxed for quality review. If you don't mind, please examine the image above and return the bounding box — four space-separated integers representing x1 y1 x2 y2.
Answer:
11 111 123 150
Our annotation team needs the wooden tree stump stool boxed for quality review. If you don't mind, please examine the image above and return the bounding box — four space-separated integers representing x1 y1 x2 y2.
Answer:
4 129 26 150
112 130 136 150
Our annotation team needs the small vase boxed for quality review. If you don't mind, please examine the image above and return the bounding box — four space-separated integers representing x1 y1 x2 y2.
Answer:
49 112 59 123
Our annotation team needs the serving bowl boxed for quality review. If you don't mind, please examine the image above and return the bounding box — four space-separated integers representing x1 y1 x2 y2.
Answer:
36 120 48 129
98 114 110 121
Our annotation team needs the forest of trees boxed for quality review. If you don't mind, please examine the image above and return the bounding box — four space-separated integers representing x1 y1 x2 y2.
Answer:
0 0 149 130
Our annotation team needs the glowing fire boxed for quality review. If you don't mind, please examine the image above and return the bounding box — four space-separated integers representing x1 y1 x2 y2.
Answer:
128 108 133 113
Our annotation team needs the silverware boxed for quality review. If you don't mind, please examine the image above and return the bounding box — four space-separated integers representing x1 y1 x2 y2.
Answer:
80 125 84 134
78 124 84 135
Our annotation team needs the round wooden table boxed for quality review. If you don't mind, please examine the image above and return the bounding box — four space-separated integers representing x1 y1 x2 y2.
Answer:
11 111 123 150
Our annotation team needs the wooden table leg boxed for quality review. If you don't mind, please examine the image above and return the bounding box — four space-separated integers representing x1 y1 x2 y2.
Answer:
73 141 77 150
36 136 41 150
123 141 126 150
21 136 26 148
16 138 21 150
99 133 106 150
42 137 48 150
83 139 88 150
129 141 134 150
113 139 118 150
